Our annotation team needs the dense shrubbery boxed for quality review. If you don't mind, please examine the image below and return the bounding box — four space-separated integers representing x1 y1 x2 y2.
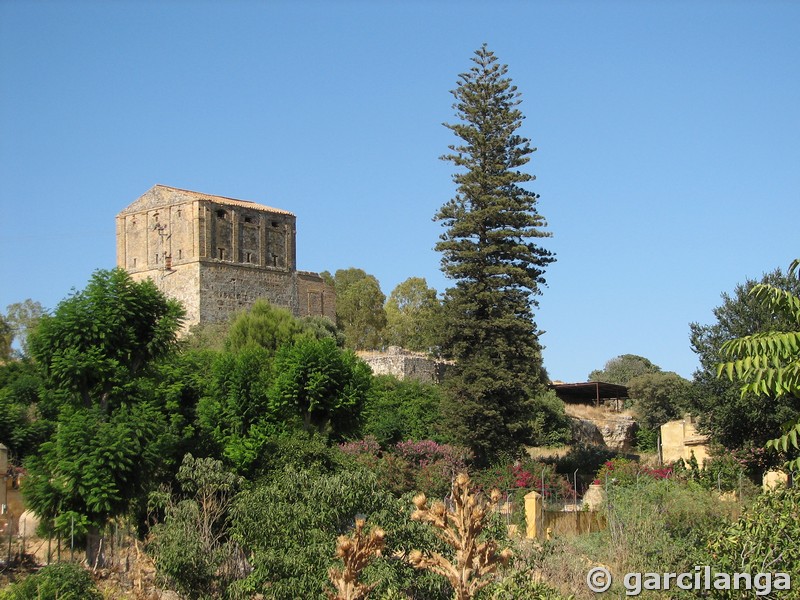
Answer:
708 486 800 598
362 376 445 446
534 477 738 599
340 437 470 497
147 454 243 598
227 466 452 600
594 457 673 486
0 563 102 600
528 389 572 447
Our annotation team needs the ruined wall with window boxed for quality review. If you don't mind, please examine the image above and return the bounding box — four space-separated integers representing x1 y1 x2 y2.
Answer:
116 184 335 328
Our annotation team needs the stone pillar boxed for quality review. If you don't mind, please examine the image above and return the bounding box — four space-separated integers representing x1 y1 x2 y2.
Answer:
524 491 543 539
582 484 606 511
0 444 7 475
763 470 789 492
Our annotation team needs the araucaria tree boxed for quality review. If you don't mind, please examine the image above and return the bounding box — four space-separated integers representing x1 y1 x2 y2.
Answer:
435 45 555 464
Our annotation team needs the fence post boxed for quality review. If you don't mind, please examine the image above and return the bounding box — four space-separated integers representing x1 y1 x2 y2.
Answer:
738 472 743 504
6 512 11 565
541 468 546 498
524 491 543 539
573 469 579 511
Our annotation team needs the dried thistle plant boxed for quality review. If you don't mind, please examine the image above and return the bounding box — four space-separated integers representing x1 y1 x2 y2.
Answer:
326 518 386 600
408 472 512 600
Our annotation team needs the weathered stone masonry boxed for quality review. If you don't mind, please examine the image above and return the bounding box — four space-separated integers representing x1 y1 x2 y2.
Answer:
357 346 451 384
117 185 335 327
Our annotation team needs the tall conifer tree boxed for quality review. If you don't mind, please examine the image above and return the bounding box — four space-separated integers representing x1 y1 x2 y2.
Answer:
435 45 555 464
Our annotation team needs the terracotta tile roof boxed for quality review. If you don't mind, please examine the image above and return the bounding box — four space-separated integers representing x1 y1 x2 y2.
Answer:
154 184 295 216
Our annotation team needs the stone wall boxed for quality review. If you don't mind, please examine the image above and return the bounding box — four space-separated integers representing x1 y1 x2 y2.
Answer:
198 262 296 324
129 262 202 326
296 271 336 321
660 416 710 466
357 347 448 384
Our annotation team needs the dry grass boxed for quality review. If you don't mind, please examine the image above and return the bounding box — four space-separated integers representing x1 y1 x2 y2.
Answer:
563 403 633 421
525 446 572 461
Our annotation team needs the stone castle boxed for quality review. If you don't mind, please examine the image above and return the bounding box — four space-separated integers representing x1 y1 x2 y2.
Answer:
116 185 335 327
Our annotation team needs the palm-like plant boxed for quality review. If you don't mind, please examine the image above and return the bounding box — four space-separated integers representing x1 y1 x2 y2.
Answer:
718 259 800 469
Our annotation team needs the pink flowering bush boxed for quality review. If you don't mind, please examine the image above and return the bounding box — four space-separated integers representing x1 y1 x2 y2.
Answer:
595 457 673 487
337 438 471 497
339 435 381 457
473 460 574 504
394 439 471 498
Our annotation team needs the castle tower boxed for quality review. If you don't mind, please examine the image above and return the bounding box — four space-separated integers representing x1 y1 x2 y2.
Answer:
116 185 335 327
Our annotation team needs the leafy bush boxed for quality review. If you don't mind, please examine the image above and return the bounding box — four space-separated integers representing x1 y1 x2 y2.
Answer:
634 425 658 452
339 437 470 498
595 457 672 487
269 337 372 439
362 376 444 446
529 389 572 447
0 563 102 600
604 478 731 575
147 454 242 599
548 444 617 483
229 467 396 599
708 486 800 598
478 570 573 600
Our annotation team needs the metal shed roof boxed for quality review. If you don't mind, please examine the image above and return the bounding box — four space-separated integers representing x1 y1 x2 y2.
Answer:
550 381 629 405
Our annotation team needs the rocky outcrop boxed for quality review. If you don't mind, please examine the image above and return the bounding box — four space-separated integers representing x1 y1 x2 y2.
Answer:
597 416 637 452
570 415 638 452
570 418 606 447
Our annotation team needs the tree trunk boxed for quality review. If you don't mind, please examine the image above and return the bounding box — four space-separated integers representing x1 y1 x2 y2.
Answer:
85 525 105 568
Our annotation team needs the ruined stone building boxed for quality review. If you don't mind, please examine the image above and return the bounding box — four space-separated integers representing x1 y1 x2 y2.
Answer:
356 346 451 384
116 185 335 327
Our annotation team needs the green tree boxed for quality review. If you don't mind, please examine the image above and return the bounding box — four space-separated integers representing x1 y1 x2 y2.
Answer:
297 314 346 347
0 360 50 458
324 268 387 350
362 375 445 446
225 300 303 354
195 345 276 475
23 269 185 561
627 371 691 431
4 299 46 357
384 277 442 352
717 259 800 470
25 403 169 529
269 337 372 438
29 269 184 411
690 266 800 469
528 389 571 447
0 314 12 361
588 354 661 386
434 45 555 464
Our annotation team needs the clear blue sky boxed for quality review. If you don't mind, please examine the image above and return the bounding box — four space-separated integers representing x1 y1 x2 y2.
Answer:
1 1 798 382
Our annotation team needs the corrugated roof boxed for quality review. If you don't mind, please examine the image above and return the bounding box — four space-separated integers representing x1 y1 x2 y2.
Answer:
550 381 629 403
153 184 295 216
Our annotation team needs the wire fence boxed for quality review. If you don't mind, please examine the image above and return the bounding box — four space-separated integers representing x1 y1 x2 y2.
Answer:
1 517 139 574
